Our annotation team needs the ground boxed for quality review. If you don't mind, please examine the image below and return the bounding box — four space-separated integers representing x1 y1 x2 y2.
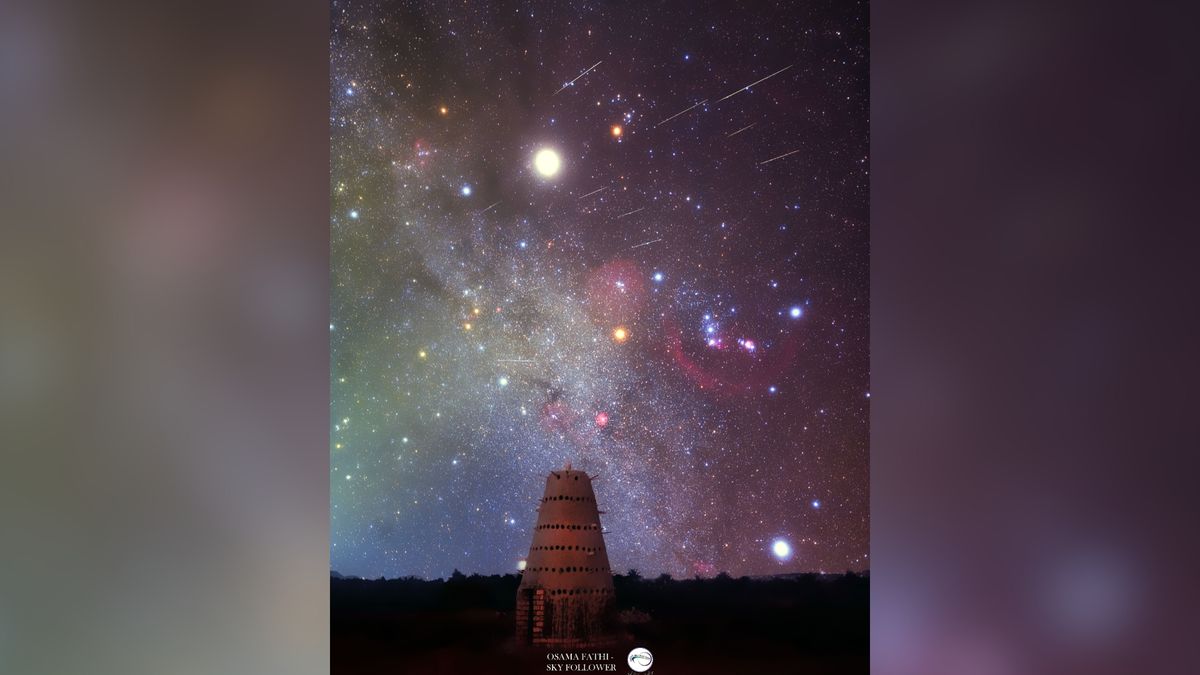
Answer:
332 572 867 674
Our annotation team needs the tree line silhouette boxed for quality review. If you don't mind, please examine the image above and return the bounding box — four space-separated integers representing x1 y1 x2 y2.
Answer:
332 569 868 657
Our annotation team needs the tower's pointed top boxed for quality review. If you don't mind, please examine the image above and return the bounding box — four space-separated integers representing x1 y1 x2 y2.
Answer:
565 460 572 471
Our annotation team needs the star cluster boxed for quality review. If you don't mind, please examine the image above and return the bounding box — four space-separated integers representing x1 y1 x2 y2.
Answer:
331 0 868 579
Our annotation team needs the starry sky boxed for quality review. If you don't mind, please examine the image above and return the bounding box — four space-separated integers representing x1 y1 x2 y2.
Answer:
331 0 868 580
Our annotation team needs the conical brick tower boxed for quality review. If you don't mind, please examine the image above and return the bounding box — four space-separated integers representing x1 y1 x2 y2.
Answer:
515 464 616 647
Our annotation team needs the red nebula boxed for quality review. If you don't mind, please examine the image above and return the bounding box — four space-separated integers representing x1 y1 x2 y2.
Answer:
583 259 648 326
663 315 802 396
412 139 432 168
594 412 609 427
539 397 594 450
541 399 575 434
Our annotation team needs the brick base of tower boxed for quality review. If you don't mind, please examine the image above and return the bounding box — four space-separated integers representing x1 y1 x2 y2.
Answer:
515 586 617 648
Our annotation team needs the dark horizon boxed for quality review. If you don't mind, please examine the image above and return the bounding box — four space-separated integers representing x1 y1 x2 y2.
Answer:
330 568 870 582
332 570 869 672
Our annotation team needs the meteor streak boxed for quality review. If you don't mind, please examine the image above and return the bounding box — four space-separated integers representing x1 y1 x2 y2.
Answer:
629 237 663 249
480 201 500 213
726 122 757 137
616 207 645 219
578 186 608 199
655 99 708 127
553 61 602 95
758 148 802 165
715 65 793 103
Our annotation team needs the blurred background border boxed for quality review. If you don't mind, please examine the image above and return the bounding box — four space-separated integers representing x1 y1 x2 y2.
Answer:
0 1 330 673
872 1 1198 673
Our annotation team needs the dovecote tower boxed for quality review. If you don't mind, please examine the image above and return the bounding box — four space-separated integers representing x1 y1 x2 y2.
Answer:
515 464 616 647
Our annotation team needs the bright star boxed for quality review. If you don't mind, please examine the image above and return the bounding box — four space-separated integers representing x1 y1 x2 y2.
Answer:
789 306 803 318
534 148 562 178
461 185 472 196
653 272 664 282
812 500 821 509
348 210 359 219
772 538 792 561
498 376 508 387
612 326 629 343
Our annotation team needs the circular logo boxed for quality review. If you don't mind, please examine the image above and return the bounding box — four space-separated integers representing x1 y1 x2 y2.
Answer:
627 647 653 672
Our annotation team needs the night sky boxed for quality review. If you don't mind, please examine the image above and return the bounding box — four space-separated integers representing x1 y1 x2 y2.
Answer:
331 0 868 580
